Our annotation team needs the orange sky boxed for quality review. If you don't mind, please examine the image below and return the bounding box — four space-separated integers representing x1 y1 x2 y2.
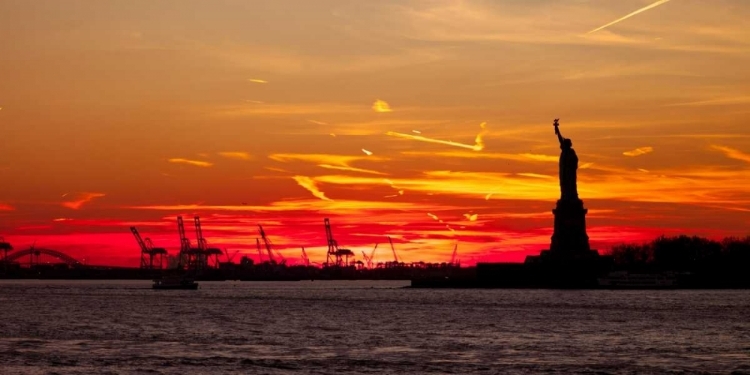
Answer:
1 0 750 267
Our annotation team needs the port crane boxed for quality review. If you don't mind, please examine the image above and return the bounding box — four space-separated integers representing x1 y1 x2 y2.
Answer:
370 243 378 266
450 242 459 266
301 247 310 267
324 218 354 267
387 236 399 263
130 227 167 270
224 249 240 263
361 243 378 268
361 251 370 268
255 238 264 263
258 225 285 265
176 216 192 270
194 216 222 269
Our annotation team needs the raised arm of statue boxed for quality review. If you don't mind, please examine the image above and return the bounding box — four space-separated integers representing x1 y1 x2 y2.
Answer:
554 119 564 145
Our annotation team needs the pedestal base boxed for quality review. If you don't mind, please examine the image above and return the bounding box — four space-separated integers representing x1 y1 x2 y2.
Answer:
550 198 591 255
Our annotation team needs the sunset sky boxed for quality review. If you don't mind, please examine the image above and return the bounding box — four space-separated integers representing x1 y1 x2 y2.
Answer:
1 0 750 266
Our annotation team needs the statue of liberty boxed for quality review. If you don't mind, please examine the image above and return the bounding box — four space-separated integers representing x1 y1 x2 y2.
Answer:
553 119 578 201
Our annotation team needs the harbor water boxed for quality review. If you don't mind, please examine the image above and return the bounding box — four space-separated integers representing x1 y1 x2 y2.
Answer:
1 280 749 374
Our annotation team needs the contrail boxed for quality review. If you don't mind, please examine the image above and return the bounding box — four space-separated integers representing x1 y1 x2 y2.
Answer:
386 122 488 151
588 0 671 34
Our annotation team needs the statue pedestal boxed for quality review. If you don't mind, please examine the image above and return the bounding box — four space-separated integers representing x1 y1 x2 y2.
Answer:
550 198 591 255
523 199 606 287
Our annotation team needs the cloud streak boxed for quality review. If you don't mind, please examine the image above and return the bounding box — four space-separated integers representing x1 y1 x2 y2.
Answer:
387 122 488 151
589 0 672 34
292 176 331 201
711 145 750 163
62 192 105 210
270 153 387 175
402 151 558 162
623 147 654 157
168 158 213 167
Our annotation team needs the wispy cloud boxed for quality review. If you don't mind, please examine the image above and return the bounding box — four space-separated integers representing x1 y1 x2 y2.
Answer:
318 164 387 175
623 147 654 157
269 153 387 175
711 145 750 163
0 203 14 211
668 96 750 107
402 151 557 162
517 173 554 179
168 158 213 167
248 78 267 83
588 0 673 34
218 152 252 160
292 176 331 201
216 103 364 116
62 192 105 210
129 199 454 215
387 122 488 151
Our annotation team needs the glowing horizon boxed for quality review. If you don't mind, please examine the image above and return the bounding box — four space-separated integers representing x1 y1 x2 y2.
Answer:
1 0 750 267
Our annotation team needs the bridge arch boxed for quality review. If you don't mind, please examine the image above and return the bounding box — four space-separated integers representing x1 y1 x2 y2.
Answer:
4 248 82 267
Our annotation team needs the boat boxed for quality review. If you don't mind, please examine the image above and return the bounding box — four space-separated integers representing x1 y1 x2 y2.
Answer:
152 275 199 290
597 271 677 289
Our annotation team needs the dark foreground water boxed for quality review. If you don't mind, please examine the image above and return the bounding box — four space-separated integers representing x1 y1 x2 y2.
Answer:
1 281 749 374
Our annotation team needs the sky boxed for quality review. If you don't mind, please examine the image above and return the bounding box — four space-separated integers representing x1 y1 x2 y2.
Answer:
1 0 750 267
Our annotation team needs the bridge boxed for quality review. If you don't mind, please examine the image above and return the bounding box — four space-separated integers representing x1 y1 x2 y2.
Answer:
2 248 82 267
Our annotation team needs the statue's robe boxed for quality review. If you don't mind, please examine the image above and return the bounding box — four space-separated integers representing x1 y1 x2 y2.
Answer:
559 147 578 200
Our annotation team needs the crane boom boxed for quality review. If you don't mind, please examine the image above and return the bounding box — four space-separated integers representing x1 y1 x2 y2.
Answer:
194 216 207 250
256 238 264 263
130 227 148 252
130 227 150 269
258 225 276 263
177 216 191 269
388 236 398 263
177 216 190 252
361 250 371 268
450 242 458 265
301 247 310 266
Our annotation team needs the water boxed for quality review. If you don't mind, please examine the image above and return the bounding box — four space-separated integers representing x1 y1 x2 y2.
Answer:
1 280 749 374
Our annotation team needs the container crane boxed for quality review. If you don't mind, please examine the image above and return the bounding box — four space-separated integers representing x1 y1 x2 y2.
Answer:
301 247 310 267
193 216 208 269
258 225 285 265
224 249 240 263
256 238 264 263
130 227 167 270
176 216 191 270
144 238 167 269
388 236 399 263
194 216 222 269
361 251 372 269
370 243 378 267
450 242 459 266
324 218 354 267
